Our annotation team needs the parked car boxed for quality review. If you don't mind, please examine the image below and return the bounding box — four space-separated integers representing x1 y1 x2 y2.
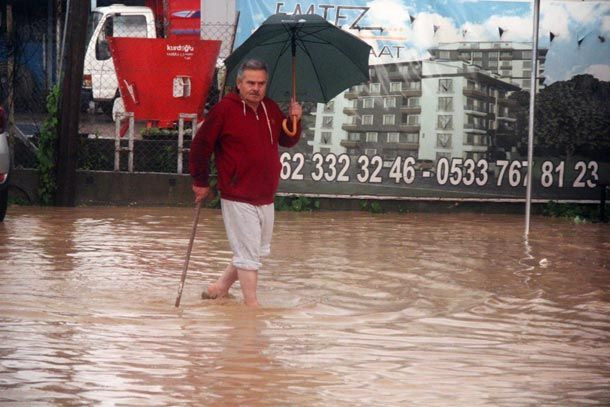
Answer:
0 105 10 221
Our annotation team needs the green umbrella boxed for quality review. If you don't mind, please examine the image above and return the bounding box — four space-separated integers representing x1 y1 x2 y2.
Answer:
225 13 371 135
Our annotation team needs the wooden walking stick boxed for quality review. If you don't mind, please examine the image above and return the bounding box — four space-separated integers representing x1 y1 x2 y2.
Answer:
175 201 202 307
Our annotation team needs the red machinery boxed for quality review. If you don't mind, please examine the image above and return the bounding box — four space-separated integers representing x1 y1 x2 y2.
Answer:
109 37 221 128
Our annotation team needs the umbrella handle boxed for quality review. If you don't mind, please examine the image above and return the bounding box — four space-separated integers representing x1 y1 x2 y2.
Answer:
282 53 299 137
282 115 298 137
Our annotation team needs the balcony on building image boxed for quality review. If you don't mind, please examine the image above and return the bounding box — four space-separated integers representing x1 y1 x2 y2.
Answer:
464 105 487 116
464 123 488 134
386 70 406 81
497 96 518 107
388 142 419 150
399 106 422 114
344 90 359 100
398 124 421 132
376 124 407 132
464 132 490 149
341 123 359 131
401 88 422 98
463 87 494 102
340 139 360 148
387 70 419 82
343 106 357 115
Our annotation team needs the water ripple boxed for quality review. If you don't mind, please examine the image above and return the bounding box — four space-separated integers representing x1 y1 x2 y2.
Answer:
0 207 609 405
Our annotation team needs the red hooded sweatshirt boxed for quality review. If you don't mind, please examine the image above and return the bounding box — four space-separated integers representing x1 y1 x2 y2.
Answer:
189 92 301 205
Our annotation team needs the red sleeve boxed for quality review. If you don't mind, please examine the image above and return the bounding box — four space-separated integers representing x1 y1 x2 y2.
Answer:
189 104 224 187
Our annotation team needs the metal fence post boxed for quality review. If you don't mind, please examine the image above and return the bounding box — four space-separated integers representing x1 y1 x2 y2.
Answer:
128 113 134 172
114 112 134 172
178 113 198 174
114 114 120 171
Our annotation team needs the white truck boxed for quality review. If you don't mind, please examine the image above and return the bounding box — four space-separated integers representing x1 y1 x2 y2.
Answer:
82 4 156 115
81 1 237 118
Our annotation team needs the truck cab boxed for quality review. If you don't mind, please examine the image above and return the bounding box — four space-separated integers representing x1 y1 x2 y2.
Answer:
83 5 156 114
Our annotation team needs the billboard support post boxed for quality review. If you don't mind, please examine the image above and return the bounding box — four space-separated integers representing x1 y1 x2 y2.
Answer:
525 0 541 237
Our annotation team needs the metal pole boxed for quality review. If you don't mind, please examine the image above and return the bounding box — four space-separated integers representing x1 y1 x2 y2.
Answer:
178 116 184 174
200 0 204 40
47 0 53 87
525 0 540 237
177 113 197 174
114 115 121 171
56 0 62 81
58 0 70 80
114 112 134 172
128 113 134 173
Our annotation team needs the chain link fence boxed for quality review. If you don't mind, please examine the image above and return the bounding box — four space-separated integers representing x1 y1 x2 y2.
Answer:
77 20 235 175
4 17 52 171
8 16 236 176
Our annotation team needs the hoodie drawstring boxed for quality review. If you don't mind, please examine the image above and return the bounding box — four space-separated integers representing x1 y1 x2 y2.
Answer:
261 101 273 145
241 98 273 145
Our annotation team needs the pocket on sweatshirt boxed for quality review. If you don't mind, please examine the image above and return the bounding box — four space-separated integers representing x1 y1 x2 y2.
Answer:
229 162 240 186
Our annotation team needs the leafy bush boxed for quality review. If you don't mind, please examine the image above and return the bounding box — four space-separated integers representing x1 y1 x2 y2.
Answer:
359 200 383 213
275 195 320 212
140 126 193 140
36 85 60 205
543 201 608 223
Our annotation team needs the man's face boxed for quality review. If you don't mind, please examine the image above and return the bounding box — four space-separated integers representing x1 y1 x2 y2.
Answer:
237 69 268 106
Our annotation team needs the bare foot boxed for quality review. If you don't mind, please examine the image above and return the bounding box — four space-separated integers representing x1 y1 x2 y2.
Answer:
202 282 228 299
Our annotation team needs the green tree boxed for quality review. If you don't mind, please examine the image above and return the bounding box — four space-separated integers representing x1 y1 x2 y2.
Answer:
534 74 610 161
36 85 60 205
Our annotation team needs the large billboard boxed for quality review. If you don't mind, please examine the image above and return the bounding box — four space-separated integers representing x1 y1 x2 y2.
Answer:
234 0 610 201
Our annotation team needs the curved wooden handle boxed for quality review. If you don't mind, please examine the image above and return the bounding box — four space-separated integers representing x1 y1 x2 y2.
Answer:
282 115 298 137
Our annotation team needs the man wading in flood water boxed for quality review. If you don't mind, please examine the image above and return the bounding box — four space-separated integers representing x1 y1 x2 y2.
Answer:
189 59 302 307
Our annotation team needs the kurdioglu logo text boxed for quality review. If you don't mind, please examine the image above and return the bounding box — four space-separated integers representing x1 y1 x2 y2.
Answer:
166 44 194 53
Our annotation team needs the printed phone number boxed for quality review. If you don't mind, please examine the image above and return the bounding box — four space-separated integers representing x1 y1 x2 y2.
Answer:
280 152 601 188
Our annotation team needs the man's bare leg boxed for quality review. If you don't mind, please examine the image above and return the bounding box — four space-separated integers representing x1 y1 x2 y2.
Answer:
206 264 238 298
237 268 259 307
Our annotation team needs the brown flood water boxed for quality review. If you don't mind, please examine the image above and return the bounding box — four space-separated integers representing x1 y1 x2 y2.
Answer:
0 206 609 405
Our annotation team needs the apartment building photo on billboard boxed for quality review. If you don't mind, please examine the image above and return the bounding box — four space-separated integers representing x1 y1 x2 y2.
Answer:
429 42 548 93
328 45 529 165
237 0 607 202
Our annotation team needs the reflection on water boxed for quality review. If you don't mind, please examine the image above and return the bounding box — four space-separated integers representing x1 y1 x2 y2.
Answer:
1 207 609 405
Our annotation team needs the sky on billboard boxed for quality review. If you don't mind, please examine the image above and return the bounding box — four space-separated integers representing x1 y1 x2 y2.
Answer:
235 0 610 84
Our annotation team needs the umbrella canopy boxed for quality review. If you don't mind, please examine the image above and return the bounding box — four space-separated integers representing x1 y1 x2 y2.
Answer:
224 13 371 103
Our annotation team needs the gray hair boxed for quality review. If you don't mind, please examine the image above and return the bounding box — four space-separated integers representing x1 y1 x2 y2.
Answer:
236 59 268 80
